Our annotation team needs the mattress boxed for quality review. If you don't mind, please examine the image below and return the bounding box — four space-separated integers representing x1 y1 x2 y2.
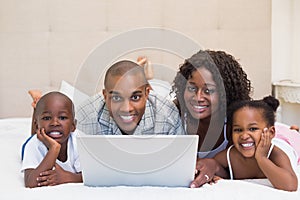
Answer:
1 118 299 200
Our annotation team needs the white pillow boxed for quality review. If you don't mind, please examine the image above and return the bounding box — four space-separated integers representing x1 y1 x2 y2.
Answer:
59 80 90 108
148 79 174 100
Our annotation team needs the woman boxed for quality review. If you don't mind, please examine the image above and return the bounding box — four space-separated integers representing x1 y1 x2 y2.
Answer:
172 49 252 187
172 50 252 157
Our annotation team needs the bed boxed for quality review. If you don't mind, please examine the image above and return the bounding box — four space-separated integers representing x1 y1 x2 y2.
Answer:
1 117 300 200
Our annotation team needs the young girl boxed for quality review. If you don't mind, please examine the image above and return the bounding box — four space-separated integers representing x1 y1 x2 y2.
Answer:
213 96 298 191
21 92 82 188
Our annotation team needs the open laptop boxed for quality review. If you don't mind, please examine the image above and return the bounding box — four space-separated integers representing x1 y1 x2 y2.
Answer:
77 134 199 187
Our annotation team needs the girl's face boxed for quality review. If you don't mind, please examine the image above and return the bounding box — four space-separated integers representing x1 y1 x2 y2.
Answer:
231 107 273 158
183 68 219 120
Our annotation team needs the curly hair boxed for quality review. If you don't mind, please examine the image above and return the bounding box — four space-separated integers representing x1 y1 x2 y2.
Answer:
206 50 252 105
172 49 252 117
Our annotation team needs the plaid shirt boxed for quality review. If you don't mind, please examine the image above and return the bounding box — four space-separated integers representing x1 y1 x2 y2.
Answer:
76 91 184 135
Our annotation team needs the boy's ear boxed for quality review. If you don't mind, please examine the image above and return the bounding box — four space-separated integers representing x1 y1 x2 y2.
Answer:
33 119 39 133
71 119 76 132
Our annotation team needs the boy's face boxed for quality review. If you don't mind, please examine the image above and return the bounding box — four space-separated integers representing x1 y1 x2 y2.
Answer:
103 73 150 134
36 95 76 144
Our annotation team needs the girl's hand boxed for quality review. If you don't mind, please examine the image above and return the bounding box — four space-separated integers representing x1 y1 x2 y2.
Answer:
255 128 272 160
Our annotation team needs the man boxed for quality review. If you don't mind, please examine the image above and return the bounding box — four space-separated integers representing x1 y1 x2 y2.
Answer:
76 60 184 135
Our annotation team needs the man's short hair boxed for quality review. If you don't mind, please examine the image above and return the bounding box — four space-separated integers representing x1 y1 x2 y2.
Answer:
104 60 148 88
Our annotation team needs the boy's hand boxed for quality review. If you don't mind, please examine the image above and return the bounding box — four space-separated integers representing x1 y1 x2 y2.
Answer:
36 164 66 186
255 128 272 160
37 164 82 187
37 128 60 150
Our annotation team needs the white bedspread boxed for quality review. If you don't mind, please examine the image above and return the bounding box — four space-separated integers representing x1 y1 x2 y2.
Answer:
1 118 299 200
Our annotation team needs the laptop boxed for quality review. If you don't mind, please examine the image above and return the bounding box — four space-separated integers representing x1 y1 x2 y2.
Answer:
77 134 199 187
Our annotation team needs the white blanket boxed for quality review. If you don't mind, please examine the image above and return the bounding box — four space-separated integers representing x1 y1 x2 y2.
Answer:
1 118 299 200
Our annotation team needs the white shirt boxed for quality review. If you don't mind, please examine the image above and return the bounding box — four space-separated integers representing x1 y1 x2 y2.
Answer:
21 130 81 173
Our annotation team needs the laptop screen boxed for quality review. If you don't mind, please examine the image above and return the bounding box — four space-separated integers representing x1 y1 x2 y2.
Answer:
77 134 198 187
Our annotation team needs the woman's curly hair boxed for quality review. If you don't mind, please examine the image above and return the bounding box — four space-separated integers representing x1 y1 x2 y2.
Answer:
172 50 252 116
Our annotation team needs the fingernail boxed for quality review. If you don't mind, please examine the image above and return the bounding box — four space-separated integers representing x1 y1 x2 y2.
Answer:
190 183 196 188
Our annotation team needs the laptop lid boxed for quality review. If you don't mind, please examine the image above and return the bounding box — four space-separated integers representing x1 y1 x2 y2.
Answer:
77 134 198 187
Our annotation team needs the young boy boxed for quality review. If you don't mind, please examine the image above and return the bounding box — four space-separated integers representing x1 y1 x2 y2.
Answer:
21 92 82 188
76 60 184 135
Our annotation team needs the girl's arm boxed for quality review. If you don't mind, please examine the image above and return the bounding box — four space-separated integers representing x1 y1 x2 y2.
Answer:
256 147 298 191
213 150 230 178
255 129 298 191
24 128 60 188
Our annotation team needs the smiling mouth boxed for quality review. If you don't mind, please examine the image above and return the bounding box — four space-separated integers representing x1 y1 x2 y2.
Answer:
47 131 62 138
241 142 254 148
191 104 209 112
120 115 135 123
193 105 208 109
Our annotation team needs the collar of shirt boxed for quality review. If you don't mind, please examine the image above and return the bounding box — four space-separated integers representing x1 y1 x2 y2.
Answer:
98 100 155 135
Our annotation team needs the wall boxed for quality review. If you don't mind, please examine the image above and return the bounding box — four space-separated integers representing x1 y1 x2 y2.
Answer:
272 0 300 126
0 0 271 118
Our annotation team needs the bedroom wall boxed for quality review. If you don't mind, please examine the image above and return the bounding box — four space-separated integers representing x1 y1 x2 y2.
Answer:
0 0 271 118
272 0 300 127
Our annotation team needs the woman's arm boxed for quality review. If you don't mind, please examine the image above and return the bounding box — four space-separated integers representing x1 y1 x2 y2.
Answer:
190 153 229 188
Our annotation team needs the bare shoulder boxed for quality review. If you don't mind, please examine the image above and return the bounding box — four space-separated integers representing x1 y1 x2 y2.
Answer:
214 149 229 167
269 146 291 164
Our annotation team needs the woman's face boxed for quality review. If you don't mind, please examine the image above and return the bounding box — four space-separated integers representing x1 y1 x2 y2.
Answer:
183 68 219 120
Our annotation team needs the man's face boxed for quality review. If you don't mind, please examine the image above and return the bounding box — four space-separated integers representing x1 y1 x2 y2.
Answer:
103 73 150 134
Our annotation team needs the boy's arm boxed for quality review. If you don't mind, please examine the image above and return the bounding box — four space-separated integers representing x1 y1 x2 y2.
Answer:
38 164 83 185
24 129 61 188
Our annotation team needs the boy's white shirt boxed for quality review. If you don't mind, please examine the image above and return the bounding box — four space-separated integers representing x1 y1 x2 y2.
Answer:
21 130 81 173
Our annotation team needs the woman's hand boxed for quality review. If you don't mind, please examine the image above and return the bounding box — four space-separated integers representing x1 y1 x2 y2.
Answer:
190 158 218 188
